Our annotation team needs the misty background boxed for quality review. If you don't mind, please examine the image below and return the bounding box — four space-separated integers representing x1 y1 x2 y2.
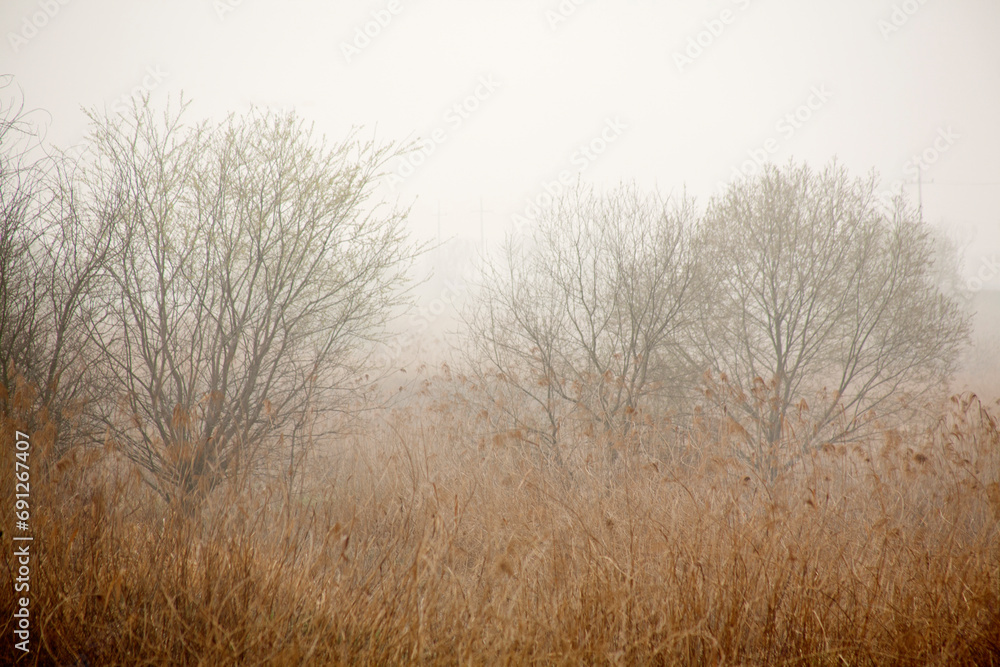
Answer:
4 7 1000 661
3 0 998 374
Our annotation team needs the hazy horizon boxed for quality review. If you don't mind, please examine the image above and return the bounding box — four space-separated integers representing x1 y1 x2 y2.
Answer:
3 1 997 269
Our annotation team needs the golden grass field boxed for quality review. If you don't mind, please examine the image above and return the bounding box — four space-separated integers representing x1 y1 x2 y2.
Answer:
2 368 999 665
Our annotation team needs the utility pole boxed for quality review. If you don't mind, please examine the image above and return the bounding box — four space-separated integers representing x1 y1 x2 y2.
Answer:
477 196 494 250
917 164 924 223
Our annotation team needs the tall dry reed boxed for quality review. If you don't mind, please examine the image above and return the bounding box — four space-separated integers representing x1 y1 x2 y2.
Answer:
2 370 998 665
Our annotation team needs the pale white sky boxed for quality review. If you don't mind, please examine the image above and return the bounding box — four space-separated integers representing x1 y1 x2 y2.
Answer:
3 0 998 301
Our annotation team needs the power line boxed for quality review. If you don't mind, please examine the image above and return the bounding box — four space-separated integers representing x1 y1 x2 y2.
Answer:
905 180 1000 186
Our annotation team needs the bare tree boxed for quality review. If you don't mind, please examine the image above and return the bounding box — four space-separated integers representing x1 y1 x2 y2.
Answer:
0 77 109 450
465 183 698 462
694 161 970 478
82 98 417 505
0 77 45 404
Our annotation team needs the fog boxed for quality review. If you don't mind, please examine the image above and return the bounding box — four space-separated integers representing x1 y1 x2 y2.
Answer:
4 0 998 262
4 1 999 374
4 5 1000 661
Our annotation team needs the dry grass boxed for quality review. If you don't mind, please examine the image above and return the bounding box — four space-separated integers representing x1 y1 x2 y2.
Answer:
2 372 999 665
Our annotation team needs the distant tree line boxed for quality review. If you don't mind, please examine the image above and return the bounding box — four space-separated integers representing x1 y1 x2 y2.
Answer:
1 78 971 496
465 165 970 479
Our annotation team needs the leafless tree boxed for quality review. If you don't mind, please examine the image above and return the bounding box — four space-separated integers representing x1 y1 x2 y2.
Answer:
81 98 417 505
0 77 109 450
464 183 698 462
0 78 45 403
694 161 971 478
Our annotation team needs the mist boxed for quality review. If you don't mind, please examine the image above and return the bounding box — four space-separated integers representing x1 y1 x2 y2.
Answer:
2 2 999 663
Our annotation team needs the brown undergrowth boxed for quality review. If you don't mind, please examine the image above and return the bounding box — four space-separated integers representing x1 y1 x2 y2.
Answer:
1 371 998 665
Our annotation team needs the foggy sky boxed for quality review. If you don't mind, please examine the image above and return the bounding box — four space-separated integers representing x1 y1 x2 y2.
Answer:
3 0 998 292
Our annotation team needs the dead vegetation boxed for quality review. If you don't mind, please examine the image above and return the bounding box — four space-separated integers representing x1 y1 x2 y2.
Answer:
2 369 998 666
